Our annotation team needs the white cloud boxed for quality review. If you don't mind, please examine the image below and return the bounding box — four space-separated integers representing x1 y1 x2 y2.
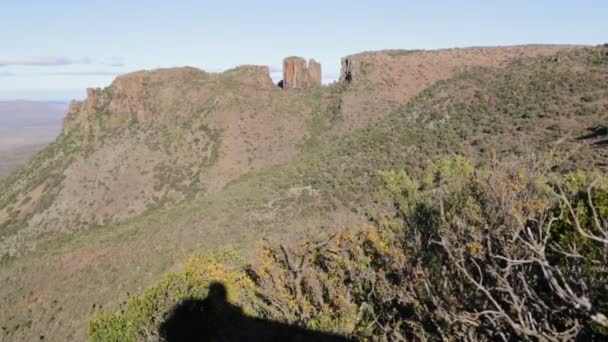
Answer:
0 57 125 67
0 57 75 67
101 57 125 67
44 71 124 76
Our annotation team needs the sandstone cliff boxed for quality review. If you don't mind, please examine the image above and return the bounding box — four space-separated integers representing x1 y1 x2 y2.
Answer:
282 57 322 89
335 45 581 131
63 66 276 143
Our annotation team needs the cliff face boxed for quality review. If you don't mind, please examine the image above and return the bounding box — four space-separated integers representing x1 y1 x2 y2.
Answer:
63 66 276 143
282 57 322 90
11 63 329 234
339 46 580 88
64 87 111 143
307 59 322 85
335 45 580 131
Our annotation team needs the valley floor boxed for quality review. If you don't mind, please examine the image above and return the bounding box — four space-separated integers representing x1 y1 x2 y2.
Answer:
0 127 60 179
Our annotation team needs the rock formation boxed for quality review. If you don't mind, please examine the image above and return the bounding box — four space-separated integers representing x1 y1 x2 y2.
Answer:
281 57 321 90
62 66 276 145
307 59 321 85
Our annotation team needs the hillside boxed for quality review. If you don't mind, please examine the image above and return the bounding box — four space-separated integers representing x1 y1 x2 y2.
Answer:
0 45 606 340
0 46 572 243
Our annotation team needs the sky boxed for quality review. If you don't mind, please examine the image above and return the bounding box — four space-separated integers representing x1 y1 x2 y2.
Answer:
0 0 607 101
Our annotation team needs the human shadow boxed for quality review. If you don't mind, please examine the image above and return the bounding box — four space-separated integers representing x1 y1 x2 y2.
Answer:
159 282 352 342
577 125 608 141
576 125 608 147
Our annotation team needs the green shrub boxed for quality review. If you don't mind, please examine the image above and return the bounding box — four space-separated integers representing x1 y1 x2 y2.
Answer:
89 158 607 340
88 249 258 341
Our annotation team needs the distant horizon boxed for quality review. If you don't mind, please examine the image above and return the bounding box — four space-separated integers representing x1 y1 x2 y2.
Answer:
0 99 69 104
2 0 606 101
1 41 603 102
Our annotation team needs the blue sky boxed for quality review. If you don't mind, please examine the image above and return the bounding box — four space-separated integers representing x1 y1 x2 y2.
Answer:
1 0 606 101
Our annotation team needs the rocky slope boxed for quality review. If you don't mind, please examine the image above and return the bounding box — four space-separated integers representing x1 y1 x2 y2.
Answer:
0 45 602 341
336 45 580 131
1 66 326 248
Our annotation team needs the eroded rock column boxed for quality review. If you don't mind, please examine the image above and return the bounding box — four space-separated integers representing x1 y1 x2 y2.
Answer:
282 57 321 89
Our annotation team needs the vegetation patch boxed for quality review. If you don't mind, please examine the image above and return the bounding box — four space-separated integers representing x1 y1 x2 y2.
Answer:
89 157 608 340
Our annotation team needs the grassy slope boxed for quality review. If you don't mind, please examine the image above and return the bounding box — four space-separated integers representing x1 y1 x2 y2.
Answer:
0 47 607 341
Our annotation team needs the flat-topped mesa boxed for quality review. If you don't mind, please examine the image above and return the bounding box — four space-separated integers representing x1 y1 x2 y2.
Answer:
338 46 582 88
281 57 321 90
62 65 276 144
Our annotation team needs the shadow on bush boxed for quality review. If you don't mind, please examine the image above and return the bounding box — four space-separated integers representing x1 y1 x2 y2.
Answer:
159 282 351 341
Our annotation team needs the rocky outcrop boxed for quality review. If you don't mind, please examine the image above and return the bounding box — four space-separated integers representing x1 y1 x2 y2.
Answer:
62 66 276 144
336 46 581 131
307 59 321 85
338 46 579 88
282 57 321 90
282 57 306 90
63 87 107 143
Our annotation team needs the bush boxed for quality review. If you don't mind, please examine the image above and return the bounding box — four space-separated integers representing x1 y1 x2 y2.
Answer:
249 223 406 338
89 157 608 340
373 157 608 340
88 249 258 341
